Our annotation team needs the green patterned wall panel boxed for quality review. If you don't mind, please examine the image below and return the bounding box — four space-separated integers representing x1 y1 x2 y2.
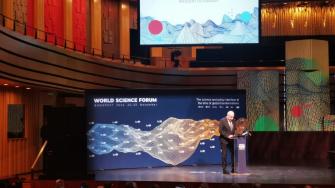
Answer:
237 71 280 131
286 58 330 131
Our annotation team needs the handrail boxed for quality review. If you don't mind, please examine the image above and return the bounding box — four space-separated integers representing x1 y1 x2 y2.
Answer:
30 140 48 179
0 13 132 60
0 13 185 68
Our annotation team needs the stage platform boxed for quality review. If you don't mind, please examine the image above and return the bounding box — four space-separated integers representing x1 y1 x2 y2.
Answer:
94 164 335 185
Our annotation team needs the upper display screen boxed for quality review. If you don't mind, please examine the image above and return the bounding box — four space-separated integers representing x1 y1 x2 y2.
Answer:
139 0 259 46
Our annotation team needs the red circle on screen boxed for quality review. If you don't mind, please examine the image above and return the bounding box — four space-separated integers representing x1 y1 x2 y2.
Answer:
148 20 163 35
291 105 302 118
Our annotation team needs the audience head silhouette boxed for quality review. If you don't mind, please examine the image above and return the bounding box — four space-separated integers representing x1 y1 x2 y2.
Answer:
125 182 137 188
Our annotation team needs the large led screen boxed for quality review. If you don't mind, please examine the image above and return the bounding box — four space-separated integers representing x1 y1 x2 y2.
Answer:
86 90 246 170
139 0 259 45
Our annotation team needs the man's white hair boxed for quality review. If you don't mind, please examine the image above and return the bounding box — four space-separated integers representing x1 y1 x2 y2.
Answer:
227 111 235 116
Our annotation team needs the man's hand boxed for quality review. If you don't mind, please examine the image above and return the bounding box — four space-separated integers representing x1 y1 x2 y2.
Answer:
228 135 234 139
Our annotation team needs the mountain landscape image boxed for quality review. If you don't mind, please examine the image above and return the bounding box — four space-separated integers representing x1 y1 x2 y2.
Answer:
140 7 259 45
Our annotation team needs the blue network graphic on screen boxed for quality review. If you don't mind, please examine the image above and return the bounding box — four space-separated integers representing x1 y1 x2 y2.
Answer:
86 90 246 170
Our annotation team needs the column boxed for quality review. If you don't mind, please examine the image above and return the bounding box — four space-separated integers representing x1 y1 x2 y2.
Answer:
119 0 129 59
64 0 73 48
285 39 330 131
26 0 34 36
35 0 44 39
91 0 101 55
73 0 86 52
3 0 14 29
44 0 64 44
85 0 91 52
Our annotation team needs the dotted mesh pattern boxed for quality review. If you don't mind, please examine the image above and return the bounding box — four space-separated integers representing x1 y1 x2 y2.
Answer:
286 58 330 131
237 71 280 131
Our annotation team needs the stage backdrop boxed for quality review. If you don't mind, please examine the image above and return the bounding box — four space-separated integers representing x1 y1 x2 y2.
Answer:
86 90 246 170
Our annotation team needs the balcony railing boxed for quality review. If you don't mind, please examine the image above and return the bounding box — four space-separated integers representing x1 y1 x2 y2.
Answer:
0 13 155 65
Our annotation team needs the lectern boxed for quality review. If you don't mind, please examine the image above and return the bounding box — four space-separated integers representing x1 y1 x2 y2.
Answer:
234 134 248 173
233 118 249 174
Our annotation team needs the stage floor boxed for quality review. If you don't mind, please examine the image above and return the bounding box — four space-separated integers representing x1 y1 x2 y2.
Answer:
94 165 335 185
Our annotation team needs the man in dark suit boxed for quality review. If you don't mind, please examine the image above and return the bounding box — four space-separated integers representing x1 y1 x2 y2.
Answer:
219 111 236 174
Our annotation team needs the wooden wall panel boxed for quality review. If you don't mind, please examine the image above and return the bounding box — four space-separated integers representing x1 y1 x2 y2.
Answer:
3 0 14 29
26 0 34 36
13 0 27 34
64 0 73 48
129 1 137 29
73 0 86 52
85 0 91 52
13 0 26 23
0 87 57 178
119 0 129 58
151 48 162 58
0 0 3 15
102 0 119 58
35 0 44 40
91 0 102 55
44 0 64 44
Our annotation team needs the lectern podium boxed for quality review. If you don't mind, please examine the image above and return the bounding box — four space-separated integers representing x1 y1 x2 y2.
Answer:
234 134 248 174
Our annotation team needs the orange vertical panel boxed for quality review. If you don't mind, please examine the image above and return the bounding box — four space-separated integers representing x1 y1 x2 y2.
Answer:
73 0 86 52
91 0 102 55
0 87 56 178
44 0 64 45
27 0 35 36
